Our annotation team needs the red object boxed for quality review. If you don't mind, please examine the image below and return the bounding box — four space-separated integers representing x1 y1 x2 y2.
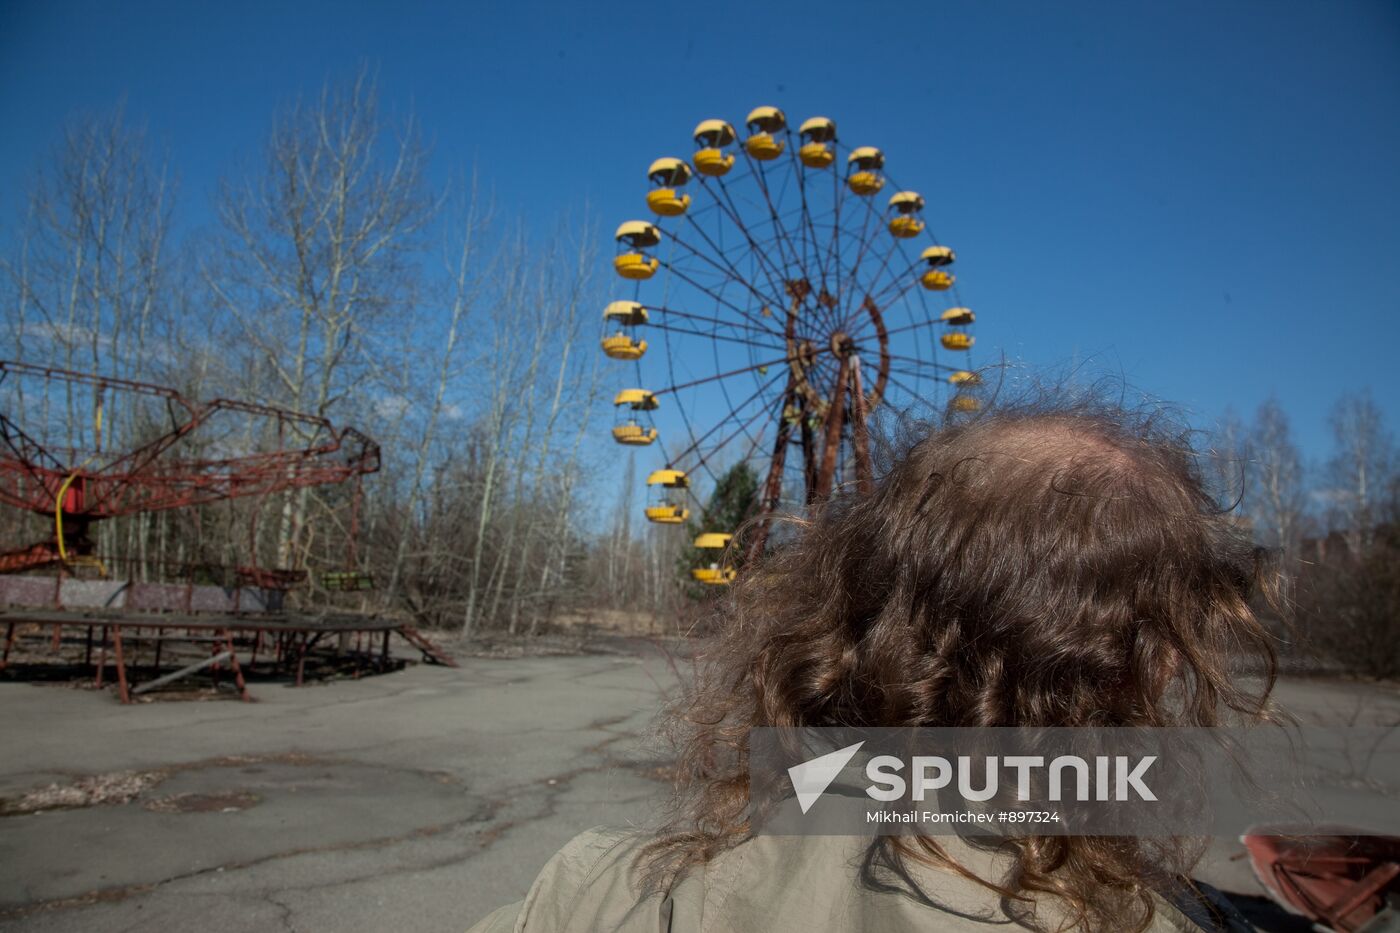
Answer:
0 359 379 573
1244 830 1400 931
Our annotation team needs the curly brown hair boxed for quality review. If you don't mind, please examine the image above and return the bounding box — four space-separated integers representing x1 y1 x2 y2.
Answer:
642 397 1282 932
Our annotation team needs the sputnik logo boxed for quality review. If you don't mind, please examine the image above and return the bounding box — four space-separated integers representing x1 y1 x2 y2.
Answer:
787 741 865 814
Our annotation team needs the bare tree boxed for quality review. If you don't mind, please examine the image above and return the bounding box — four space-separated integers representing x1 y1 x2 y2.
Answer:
491 222 600 632
456 220 602 637
1327 389 1395 556
1299 475 1400 679
205 69 432 568
1207 407 1250 517
381 185 487 605
458 230 531 637
0 107 179 575
2 106 174 382
1249 397 1306 557
0 83 678 639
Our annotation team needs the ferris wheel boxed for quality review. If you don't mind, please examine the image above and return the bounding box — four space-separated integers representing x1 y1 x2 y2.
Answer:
604 107 983 584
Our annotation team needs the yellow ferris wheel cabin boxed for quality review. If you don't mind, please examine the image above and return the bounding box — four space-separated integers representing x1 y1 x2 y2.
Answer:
613 221 661 280
941 331 974 351
691 566 737 585
888 191 926 239
646 468 689 488
693 532 732 549
601 300 648 361
611 386 658 446
645 467 690 524
693 119 737 177
941 307 975 326
603 300 649 327
744 106 787 161
613 388 659 410
846 147 886 196
951 395 981 413
692 531 736 583
612 424 658 446
920 245 957 290
948 370 981 387
601 335 646 361
646 157 692 217
798 116 837 168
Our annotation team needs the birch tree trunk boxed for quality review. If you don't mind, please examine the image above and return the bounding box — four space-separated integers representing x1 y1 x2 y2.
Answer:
206 69 430 577
1328 390 1395 556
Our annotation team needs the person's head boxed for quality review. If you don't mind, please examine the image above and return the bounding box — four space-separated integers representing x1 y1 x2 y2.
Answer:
647 395 1282 930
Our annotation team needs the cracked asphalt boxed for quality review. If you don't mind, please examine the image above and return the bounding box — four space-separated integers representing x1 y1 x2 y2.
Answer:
0 646 681 932
2 647 1398 933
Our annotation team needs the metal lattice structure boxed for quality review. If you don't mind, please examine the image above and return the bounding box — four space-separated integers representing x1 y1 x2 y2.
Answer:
604 108 984 578
0 360 455 701
0 359 379 575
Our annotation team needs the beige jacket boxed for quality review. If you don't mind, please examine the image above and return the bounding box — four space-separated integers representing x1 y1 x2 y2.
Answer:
467 828 1204 932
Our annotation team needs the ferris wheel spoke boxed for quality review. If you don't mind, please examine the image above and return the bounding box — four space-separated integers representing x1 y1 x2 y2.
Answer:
846 251 918 333
911 286 943 383
665 365 787 468
865 258 924 313
655 335 850 401
646 302 770 331
845 274 926 346
748 155 847 338
783 129 835 291
823 139 865 312
873 312 958 342
883 351 961 373
745 154 803 273
681 394 786 529
700 175 801 301
665 223 786 318
705 171 842 338
693 392 786 534
660 210 784 323
840 163 929 323
824 149 846 297
880 370 944 407
686 402 777 480
647 305 785 347
731 389 784 470
645 319 785 353
658 261 785 337
879 364 946 383
656 300 725 489
872 317 937 341
659 287 785 344
884 360 937 378
652 352 797 397
842 215 913 332
884 363 943 392
835 198 880 326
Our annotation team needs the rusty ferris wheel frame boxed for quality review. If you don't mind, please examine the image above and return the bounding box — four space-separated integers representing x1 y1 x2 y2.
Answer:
606 109 981 560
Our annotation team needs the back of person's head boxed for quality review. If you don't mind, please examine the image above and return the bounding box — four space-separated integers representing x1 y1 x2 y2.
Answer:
646 391 1282 931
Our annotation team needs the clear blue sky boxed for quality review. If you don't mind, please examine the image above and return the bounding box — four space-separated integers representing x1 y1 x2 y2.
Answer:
2 0 1397 468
